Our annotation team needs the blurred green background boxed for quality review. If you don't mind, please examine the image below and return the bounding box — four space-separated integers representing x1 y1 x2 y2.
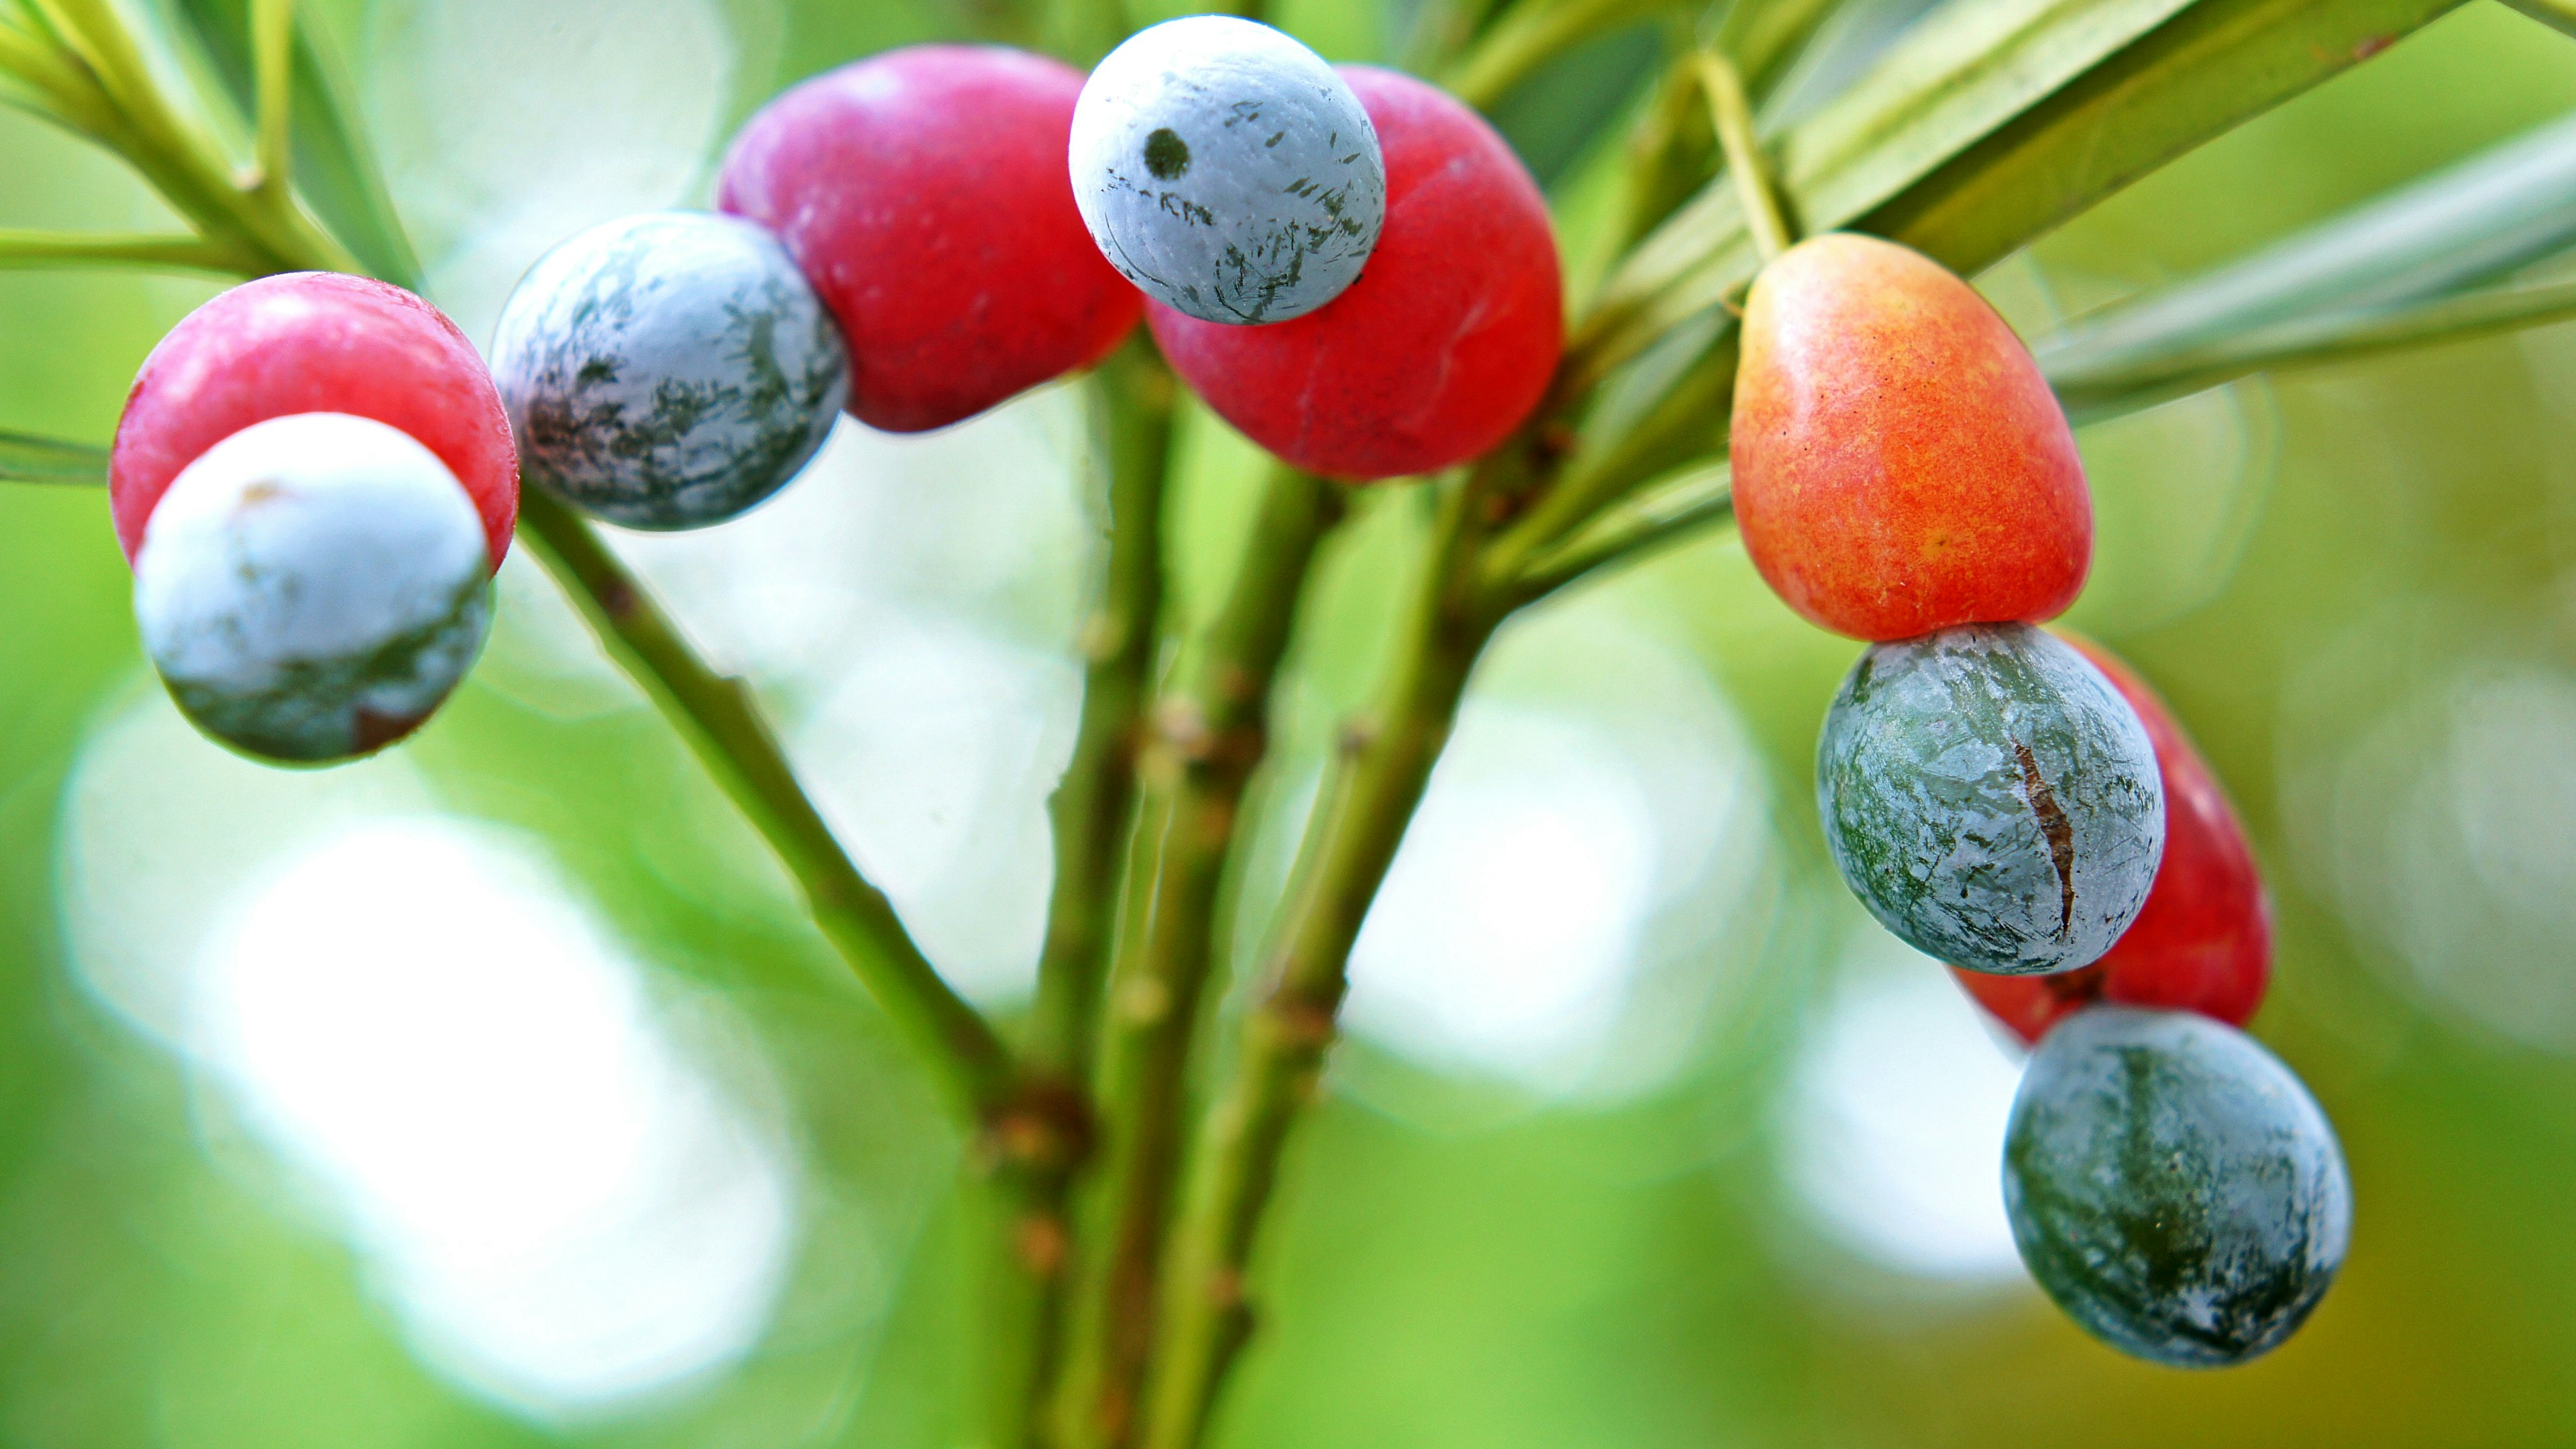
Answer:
5 0 2576 1444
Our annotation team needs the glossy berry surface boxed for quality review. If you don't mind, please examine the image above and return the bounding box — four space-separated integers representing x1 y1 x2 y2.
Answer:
492 211 849 531
111 272 517 568
1732 233 2090 641
2006 1006 2351 1367
1955 635 2271 1042
1071 15 1383 325
1818 623 2163 975
134 413 494 764
1148 65 1561 481
718 45 1142 434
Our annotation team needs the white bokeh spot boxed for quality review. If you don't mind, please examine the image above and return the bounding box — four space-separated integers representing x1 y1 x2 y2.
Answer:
1775 935 2027 1285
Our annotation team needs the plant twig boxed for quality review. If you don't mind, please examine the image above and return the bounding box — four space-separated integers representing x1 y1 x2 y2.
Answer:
1140 467 1507 1449
1697 48 1791 264
997 333 1178 1449
515 490 1021 1124
0 227 236 272
1055 464 1340 1449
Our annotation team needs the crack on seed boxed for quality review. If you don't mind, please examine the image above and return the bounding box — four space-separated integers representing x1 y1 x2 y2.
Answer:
2015 739 2076 941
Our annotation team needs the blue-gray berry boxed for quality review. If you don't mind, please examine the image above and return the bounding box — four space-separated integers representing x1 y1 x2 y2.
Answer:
2006 1006 2352 1366
1817 623 2164 975
492 211 849 531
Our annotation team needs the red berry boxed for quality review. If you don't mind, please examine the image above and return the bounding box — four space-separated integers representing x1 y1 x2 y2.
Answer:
1148 65 1562 481
1953 635 2271 1045
111 272 518 570
1731 233 2090 641
717 45 1144 434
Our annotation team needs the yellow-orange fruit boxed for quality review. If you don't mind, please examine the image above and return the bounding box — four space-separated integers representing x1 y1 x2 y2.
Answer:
1730 233 2090 642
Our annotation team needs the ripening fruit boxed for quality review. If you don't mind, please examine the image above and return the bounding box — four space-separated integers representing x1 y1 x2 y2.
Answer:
133 413 495 764
1955 635 2271 1043
111 272 517 569
1818 623 2163 975
2006 1007 2351 1367
1148 65 1561 480
718 45 1143 433
1071 15 1384 325
1732 233 2090 641
492 211 849 530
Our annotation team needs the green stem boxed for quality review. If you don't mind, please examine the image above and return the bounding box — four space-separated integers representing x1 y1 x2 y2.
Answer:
515 491 1021 1126
0 228 235 272
1002 334 1179 1449
1055 465 1340 1449
1030 338 1180 1096
17 0 354 274
1697 48 1792 264
248 0 290 193
1140 470 1505 1449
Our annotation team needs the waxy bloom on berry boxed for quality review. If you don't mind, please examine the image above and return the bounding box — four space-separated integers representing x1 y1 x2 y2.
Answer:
1149 66 1561 480
1071 15 1384 325
134 413 494 764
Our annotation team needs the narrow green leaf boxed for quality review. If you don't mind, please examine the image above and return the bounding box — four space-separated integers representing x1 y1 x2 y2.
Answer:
1864 0 2469 273
2038 109 2576 384
2053 276 2576 421
0 428 108 484
168 0 423 288
2503 0 2576 40
1583 0 2465 370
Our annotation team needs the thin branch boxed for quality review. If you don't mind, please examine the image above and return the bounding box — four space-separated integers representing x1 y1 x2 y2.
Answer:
1141 468 1507 1449
0 227 240 273
248 0 290 191
1055 464 1340 1449
999 334 1178 1449
514 490 1019 1123
1697 48 1791 264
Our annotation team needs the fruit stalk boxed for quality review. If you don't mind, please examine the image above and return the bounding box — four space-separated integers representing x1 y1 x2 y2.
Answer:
1141 469 1505 1449
1054 464 1341 1449
1697 48 1791 264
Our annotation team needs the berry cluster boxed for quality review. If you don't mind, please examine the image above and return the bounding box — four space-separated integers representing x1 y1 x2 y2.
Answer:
99 14 2337 1371
108 21 1561 767
1735 233 2348 1365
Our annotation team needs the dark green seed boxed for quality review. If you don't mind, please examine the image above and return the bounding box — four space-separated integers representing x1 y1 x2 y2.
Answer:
2005 1007 2351 1367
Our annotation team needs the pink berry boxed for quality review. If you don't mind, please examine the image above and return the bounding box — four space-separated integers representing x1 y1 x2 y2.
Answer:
717 45 1144 434
111 273 519 570
1147 66 1562 481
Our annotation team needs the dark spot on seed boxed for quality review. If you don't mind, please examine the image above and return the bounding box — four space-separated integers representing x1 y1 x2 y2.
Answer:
1144 128 1191 180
